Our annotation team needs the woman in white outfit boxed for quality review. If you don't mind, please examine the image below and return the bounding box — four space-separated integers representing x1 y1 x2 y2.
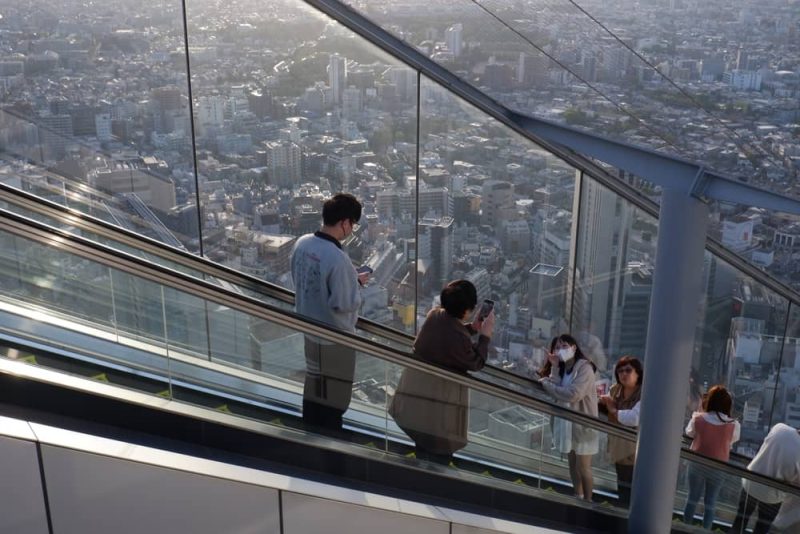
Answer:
539 334 599 502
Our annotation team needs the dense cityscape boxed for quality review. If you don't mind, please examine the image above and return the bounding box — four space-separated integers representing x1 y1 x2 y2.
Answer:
0 0 798 457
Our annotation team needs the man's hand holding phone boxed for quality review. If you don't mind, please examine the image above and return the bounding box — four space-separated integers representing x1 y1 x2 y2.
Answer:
356 265 372 286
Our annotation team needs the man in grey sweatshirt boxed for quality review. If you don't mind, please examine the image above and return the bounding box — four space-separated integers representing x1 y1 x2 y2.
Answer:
290 193 367 432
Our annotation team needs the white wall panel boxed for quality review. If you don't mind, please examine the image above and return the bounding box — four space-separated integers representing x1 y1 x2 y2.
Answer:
282 492 450 534
0 435 49 534
41 445 280 534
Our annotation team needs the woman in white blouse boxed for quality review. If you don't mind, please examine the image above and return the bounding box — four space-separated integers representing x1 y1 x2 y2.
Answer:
599 356 643 508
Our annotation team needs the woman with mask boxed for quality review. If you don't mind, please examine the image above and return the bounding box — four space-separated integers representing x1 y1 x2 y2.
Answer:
539 334 599 502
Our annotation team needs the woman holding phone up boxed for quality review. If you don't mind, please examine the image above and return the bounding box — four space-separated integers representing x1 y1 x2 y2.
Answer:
539 334 599 502
390 280 495 464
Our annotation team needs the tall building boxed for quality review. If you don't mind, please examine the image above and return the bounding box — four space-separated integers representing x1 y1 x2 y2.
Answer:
418 216 454 287
388 66 416 102
264 141 302 188
95 113 112 142
569 178 632 356
518 52 549 87
445 24 463 57
618 262 653 358
342 86 362 118
196 96 226 136
328 54 347 105
723 70 762 91
38 113 72 161
481 181 514 227
151 86 182 114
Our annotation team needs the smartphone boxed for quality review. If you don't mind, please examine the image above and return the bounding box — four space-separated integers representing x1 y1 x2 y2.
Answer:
356 265 373 275
478 299 494 321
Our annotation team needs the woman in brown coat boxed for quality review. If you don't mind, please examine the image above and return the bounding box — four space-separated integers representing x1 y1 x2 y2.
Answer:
389 280 495 464
599 356 643 507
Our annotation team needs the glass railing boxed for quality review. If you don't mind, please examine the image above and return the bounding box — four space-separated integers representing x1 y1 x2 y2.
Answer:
2 172 800 472
676 446 800 533
0 198 798 533
0 202 638 511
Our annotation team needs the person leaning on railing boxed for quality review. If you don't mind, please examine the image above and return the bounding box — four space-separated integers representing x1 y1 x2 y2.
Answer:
598 356 643 508
389 280 495 465
729 423 800 534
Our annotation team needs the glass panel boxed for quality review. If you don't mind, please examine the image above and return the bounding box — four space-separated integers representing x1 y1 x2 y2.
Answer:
0 229 172 398
570 174 658 380
0 232 116 331
691 253 790 459
163 287 211 359
709 200 800 301
341 0 797 198
676 455 746 531
418 74 578 378
186 0 418 332
110 270 168 348
0 0 201 252
769 303 800 433
386 354 639 511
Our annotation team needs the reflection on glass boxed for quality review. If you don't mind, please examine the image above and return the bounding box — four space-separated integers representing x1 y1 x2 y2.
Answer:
676 455 752 532
0 0 201 251
692 253 790 458
419 74 577 380
344 0 797 201
570 175 658 379
771 304 800 432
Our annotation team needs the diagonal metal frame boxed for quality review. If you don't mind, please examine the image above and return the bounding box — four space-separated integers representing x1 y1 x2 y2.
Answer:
305 0 800 215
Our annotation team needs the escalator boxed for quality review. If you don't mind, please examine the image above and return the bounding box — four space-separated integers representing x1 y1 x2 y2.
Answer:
0 184 797 533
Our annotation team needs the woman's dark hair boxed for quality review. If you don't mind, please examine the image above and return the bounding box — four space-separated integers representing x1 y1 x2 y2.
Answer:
440 280 478 318
703 385 733 420
538 333 596 378
322 193 362 226
614 356 644 386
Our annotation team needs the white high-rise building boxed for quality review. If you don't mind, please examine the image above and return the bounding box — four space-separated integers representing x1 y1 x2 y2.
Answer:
196 96 226 136
95 113 112 142
264 141 302 188
723 70 762 91
342 86 362 118
328 54 347 104
445 24 463 58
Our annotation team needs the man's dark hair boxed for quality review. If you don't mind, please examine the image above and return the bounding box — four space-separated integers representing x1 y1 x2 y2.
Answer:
322 193 362 226
440 280 478 318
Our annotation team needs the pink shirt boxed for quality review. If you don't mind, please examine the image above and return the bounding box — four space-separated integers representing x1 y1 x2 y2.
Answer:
689 415 737 461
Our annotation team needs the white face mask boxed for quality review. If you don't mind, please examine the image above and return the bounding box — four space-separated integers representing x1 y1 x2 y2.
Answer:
557 347 575 362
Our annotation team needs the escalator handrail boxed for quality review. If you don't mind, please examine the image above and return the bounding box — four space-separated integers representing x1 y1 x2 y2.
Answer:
0 185 776 471
1 206 799 498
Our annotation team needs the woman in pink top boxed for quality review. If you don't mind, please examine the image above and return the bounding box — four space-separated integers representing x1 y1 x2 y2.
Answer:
682 385 741 529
